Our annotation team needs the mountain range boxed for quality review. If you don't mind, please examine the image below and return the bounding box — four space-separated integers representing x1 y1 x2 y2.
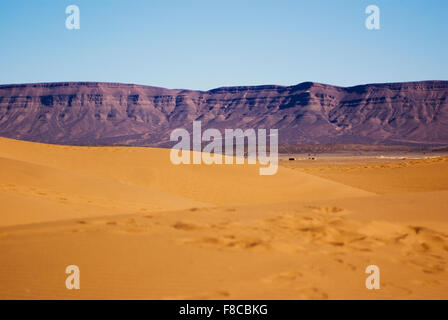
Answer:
0 81 447 148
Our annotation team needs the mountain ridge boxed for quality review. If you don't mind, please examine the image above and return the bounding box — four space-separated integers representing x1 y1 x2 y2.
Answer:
0 80 447 147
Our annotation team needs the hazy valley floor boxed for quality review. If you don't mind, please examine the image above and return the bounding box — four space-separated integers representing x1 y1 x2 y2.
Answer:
0 137 447 299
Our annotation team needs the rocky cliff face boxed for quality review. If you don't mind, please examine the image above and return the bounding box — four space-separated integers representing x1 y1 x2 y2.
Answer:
0 81 447 147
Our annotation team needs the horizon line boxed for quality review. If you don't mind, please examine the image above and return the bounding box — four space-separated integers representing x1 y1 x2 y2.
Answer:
0 80 447 92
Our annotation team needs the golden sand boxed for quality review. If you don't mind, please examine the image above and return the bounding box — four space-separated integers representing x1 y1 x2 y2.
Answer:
0 137 447 299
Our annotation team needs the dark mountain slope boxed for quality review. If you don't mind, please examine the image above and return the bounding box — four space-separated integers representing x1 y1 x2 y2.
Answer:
0 81 447 147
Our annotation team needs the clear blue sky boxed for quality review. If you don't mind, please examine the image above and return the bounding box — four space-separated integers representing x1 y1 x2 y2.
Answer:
0 0 447 90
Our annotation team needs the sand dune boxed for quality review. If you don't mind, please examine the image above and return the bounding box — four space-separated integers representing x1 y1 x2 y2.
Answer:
283 156 448 194
0 156 207 227
0 137 447 299
0 138 372 206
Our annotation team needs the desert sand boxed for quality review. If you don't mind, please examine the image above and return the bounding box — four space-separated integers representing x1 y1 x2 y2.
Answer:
0 137 447 299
